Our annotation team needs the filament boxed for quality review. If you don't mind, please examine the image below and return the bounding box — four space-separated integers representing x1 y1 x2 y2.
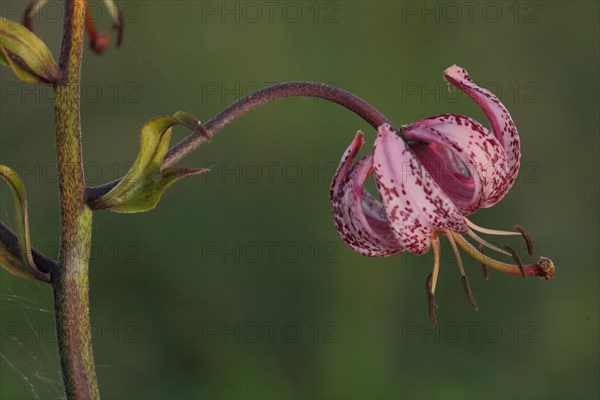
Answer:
467 228 510 256
450 231 521 275
431 233 440 294
446 231 466 277
102 0 120 23
466 219 521 236
24 0 48 31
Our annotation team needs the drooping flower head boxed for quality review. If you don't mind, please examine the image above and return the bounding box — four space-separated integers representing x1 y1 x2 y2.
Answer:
330 66 554 323
24 0 124 54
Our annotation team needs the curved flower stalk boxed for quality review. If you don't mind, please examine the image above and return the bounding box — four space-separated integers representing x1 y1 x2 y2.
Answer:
330 66 554 324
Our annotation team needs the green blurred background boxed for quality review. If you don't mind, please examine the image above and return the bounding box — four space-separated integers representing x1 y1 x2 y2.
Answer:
1 0 598 398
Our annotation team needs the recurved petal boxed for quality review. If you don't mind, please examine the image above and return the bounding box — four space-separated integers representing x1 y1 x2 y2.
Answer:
330 131 364 197
373 124 467 255
444 65 520 193
403 114 509 213
331 134 403 257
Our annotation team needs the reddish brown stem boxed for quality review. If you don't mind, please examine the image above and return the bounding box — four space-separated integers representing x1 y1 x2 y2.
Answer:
86 81 391 202
53 1 99 398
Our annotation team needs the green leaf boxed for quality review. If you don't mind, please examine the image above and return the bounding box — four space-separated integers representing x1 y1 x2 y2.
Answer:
0 241 35 280
0 17 60 84
0 165 41 280
92 113 208 213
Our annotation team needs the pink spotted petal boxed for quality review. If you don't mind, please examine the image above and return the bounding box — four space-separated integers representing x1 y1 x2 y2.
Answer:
331 133 403 257
330 131 364 197
373 124 467 255
408 141 474 205
403 114 509 213
444 65 520 192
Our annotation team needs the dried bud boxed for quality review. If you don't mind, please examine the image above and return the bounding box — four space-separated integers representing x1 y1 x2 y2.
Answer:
90 31 110 55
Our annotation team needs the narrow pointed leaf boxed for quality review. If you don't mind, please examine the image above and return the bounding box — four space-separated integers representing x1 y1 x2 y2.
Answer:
0 165 48 281
173 111 210 138
102 167 208 213
0 17 60 84
0 241 36 280
92 113 208 213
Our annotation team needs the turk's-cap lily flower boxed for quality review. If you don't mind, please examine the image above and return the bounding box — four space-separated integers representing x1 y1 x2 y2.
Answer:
330 65 554 324
83 0 124 55
24 0 124 54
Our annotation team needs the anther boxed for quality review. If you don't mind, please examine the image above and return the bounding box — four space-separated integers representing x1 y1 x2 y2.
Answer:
479 244 489 280
468 228 510 256
503 245 527 278
113 7 124 47
461 276 479 311
513 225 534 255
446 232 479 310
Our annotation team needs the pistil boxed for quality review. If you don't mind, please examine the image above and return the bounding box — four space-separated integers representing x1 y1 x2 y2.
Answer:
467 228 510 256
449 232 554 280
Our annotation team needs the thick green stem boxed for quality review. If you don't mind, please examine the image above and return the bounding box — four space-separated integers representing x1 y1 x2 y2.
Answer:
53 1 99 398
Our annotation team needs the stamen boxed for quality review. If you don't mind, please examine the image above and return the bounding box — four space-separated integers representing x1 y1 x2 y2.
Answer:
513 225 534 255
467 228 510 256
23 0 48 31
102 0 120 23
114 7 124 47
503 245 527 279
466 219 521 236
479 244 490 281
426 273 437 326
446 232 478 311
446 231 465 276
102 0 124 47
449 232 554 279
461 276 479 311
